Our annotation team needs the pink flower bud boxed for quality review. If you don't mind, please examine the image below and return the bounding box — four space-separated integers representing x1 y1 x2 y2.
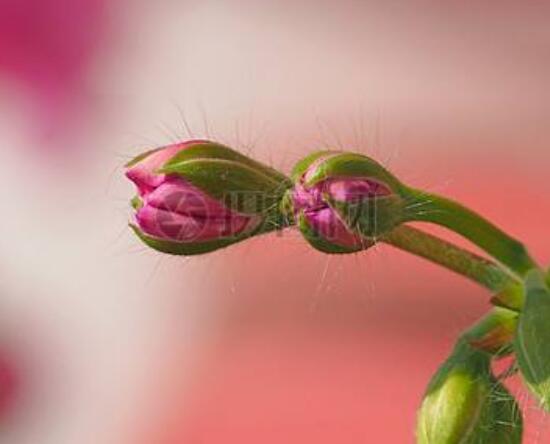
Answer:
126 141 261 244
290 152 396 253
134 177 259 242
292 180 369 251
126 140 208 196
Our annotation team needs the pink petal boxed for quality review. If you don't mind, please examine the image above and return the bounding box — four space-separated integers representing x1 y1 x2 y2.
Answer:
303 153 339 183
304 207 366 249
136 205 258 243
145 178 233 218
126 140 208 196
327 178 391 202
292 182 324 211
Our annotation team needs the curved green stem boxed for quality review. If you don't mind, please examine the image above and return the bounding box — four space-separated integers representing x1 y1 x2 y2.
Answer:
381 225 520 295
381 226 521 355
402 187 538 277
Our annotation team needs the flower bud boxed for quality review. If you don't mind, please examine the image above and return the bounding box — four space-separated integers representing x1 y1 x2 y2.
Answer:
417 342 522 444
126 140 291 255
515 268 550 411
287 151 405 253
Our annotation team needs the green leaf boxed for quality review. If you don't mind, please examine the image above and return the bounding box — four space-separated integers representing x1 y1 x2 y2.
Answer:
515 268 550 411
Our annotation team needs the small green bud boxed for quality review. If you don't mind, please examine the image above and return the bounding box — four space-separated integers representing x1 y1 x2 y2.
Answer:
515 268 550 411
417 342 522 444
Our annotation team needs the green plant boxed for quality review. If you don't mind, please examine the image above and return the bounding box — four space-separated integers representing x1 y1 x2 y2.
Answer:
126 141 547 443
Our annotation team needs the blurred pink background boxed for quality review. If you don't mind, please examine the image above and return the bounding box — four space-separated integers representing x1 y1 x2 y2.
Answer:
0 1 549 443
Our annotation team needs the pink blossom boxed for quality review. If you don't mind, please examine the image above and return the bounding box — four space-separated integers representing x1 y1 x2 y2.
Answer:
126 141 261 243
293 155 391 249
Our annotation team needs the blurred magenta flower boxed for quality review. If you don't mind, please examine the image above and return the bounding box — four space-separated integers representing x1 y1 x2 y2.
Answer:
0 353 16 418
126 140 291 255
0 0 109 143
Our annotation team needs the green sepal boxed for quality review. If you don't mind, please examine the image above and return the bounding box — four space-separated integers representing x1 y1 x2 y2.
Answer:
158 142 292 216
160 142 289 184
125 147 163 168
296 212 366 254
327 194 406 239
460 307 518 357
131 195 143 210
515 268 550 411
292 151 407 239
130 224 241 255
279 190 296 226
301 152 404 194
160 157 290 215
490 282 524 312
290 150 334 182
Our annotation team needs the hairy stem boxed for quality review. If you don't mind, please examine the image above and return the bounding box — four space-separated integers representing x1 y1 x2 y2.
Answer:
402 187 538 277
381 225 522 307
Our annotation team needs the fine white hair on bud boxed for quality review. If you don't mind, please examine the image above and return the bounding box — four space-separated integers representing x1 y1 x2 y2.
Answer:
417 342 522 444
